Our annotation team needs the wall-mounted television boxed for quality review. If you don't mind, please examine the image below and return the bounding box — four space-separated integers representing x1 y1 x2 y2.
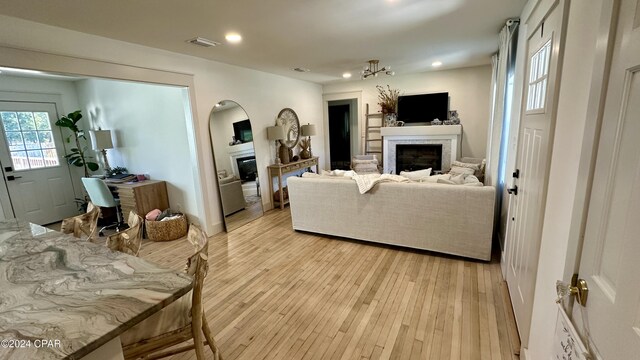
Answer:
397 92 449 124
233 119 253 143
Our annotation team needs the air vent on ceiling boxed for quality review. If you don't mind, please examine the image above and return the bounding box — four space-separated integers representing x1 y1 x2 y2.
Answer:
187 37 221 47
293 67 310 73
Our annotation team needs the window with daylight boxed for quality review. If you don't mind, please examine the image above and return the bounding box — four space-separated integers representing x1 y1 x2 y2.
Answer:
526 39 552 111
0 111 60 170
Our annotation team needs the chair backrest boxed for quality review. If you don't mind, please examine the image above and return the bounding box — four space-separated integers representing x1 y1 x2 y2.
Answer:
184 225 209 319
106 211 144 256
60 202 101 240
81 177 118 207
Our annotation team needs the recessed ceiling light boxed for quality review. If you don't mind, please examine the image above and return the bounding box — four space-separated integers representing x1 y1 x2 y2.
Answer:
432 61 443 67
293 67 310 73
0 67 44 75
342 72 352 79
186 37 221 47
225 33 242 43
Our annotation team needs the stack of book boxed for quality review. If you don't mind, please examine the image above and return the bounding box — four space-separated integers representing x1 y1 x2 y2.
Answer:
107 174 138 183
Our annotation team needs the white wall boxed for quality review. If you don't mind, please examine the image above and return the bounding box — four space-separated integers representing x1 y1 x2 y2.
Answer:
517 0 606 358
0 75 86 218
322 65 492 160
75 78 195 215
211 105 253 176
0 15 324 233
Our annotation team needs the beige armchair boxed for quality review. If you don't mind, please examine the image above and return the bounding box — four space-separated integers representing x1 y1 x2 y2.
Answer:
218 175 246 216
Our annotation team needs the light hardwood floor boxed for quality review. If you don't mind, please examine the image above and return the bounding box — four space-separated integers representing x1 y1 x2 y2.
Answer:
140 209 519 360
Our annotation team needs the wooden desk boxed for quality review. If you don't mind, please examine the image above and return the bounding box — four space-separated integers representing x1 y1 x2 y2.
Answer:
268 156 319 210
108 180 169 216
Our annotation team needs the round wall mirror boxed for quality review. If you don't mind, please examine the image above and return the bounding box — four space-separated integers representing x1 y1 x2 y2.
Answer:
209 100 264 232
276 108 300 149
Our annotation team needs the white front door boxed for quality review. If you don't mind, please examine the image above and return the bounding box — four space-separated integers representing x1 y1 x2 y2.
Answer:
573 0 640 357
505 1 566 346
0 102 78 224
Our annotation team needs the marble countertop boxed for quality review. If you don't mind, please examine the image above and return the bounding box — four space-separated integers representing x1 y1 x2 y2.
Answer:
0 219 192 359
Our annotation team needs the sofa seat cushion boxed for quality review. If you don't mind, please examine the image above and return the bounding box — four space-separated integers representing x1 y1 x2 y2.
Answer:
399 168 432 181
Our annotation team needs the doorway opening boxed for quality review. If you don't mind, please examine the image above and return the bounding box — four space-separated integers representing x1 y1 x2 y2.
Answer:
328 99 357 170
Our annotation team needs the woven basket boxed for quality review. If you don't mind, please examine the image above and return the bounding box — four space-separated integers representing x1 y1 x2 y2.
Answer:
145 214 188 241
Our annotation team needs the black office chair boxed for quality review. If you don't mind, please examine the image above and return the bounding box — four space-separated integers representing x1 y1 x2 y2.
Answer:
81 177 125 236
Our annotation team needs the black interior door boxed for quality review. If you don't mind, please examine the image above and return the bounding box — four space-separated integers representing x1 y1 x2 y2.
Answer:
328 104 351 170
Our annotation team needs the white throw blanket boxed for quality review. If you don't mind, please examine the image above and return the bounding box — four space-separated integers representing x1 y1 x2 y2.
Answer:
351 173 409 194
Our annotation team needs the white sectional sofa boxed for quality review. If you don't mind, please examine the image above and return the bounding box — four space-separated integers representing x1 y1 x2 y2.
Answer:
287 176 495 261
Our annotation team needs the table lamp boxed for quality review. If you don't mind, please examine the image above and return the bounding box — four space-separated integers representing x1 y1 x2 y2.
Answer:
90 129 113 173
301 123 317 157
267 125 285 165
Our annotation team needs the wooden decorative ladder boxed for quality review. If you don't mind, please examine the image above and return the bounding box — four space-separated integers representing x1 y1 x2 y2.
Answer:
364 103 383 157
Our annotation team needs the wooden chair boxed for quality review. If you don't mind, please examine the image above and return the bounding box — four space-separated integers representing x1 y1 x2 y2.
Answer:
121 225 222 360
60 202 101 241
105 211 144 256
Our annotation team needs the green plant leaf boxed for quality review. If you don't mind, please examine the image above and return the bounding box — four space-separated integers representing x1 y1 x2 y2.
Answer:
86 162 99 171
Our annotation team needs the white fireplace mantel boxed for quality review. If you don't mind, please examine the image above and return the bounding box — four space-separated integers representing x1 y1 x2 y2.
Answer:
227 142 256 178
381 125 462 174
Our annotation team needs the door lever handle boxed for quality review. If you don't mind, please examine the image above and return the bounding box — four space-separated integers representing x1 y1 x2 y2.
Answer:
6 175 22 181
507 185 518 195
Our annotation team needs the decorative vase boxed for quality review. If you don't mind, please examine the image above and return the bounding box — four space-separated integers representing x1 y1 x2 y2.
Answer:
299 149 310 159
279 145 290 164
384 113 398 127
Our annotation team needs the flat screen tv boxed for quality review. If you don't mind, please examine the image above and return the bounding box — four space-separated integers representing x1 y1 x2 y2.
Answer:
397 92 449 124
233 119 253 143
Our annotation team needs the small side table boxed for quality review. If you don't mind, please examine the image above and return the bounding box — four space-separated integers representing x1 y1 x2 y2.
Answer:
268 156 319 209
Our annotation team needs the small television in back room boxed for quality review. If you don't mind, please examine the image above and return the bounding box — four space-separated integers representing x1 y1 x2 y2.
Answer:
397 92 449 124
233 119 253 143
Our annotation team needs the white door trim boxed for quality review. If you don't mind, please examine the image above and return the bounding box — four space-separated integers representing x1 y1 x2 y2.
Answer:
322 91 362 170
0 92 70 220
0 46 215 234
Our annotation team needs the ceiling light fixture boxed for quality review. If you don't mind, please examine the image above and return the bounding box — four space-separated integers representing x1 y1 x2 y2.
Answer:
432 61 443 67
225 33 242 43
342 72 352 79
361 60 394 79
186 37 221 47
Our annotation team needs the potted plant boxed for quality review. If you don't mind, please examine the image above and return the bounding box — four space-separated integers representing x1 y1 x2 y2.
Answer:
55 110 99 177
376 85 401 126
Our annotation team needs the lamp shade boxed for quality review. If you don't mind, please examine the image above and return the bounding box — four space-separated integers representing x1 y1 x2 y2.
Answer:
267 125 285 140
301 124 316 136
90 130 113 150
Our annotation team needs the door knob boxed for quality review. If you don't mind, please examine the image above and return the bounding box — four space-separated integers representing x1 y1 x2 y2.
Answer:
569 275 589 306
507 185 518 195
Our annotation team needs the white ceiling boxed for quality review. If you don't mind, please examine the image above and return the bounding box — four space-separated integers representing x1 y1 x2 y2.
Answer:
0 0 526 84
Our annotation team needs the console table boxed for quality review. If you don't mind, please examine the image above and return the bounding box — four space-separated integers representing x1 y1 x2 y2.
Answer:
268 157 319 210
108 180 169 216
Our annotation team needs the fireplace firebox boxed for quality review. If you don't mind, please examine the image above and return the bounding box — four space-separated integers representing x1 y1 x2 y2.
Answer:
236 156 257 182
395 144 443 173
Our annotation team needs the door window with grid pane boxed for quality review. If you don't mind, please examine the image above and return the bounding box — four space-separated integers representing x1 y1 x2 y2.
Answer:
0 111 60 170
526 39 552 111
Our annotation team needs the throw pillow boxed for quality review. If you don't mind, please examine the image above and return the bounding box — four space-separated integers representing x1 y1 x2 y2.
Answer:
451 160 485 178
463 182 484 187
352 159 378 165
399 168 432 181
422 174 451 183
449 166 476 176
437 178 457 185
451 160 481 171
450 174 466 184
463 174 480 184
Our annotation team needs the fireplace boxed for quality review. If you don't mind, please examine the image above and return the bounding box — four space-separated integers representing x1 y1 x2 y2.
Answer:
236 156 257 182
395 144 443 173
381 125 461 174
